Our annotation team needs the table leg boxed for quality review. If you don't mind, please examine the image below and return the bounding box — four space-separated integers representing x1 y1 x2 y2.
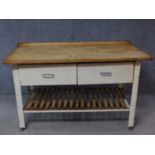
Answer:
118 84 124 89
13 65 25 129
128 61 141 128
28 86 34 94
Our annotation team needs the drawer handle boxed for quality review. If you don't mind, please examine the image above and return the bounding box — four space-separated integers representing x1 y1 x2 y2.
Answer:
42 74 55 78
99 72 112 77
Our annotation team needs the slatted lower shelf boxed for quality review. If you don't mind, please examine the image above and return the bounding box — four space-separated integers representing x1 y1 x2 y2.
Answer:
24 86 130 113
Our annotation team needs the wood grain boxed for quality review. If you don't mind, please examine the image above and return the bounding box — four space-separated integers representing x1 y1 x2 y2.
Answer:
3 41 152 64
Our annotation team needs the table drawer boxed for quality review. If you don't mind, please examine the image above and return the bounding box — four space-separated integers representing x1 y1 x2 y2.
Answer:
78 63 134 84
18 65 77 86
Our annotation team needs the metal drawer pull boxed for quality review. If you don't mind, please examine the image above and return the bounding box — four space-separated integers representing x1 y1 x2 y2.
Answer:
42 74 55 78
99 72 112 77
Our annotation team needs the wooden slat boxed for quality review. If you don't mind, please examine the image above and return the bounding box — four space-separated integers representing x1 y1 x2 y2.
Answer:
33 89 45 109
81 99 84 109
86 101 91 109
85 89 91 109
119 87 125 98
110 88 120 108
45 99 50 109
63 88 69 109
44 89 54 109
63 99 68 109
50 88 59 109
24 86 129 111
39 89 50 109
80 88 85 109
57 100 62 109
107 88 114 108
45 89 54 110
75 100 79 109
103 99 108 108
92 99 96 109
69 99 74 109
51 99 56 109
25 91 37 109
98 100 102 109
115 88 126 108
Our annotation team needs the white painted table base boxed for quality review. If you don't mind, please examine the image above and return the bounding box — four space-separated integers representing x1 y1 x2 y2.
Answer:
12 62 141 129
128 62 141 127
13 65 25 128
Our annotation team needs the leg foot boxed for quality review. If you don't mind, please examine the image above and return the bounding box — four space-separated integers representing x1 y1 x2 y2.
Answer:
128 126 135 130
20 128 25 131
128 119 137 129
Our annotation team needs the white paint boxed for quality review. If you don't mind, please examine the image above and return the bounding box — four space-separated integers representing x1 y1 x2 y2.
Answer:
13 65 25 128
128 61 141 127
24 108 130 113
18 64 77 86
12 62 141 128
78 62 134 84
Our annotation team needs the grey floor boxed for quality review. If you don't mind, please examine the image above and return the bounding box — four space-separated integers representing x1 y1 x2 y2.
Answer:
0 94 155 135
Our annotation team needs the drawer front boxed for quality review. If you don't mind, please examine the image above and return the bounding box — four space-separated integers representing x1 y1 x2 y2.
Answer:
78 63 134 84
19 65 77 86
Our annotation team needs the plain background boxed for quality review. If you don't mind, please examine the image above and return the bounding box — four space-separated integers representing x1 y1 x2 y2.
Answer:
0 19 154 95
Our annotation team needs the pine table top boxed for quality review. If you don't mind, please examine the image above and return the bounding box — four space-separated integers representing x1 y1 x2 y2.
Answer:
3 41 152 64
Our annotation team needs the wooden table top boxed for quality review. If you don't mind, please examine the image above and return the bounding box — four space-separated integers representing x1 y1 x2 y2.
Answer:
3 41 152 64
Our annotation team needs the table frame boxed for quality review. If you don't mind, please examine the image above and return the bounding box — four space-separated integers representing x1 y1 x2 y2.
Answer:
12 61 141 129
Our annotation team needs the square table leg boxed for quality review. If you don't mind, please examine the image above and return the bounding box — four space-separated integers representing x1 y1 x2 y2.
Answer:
13 65 25 129
128 61 141 128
